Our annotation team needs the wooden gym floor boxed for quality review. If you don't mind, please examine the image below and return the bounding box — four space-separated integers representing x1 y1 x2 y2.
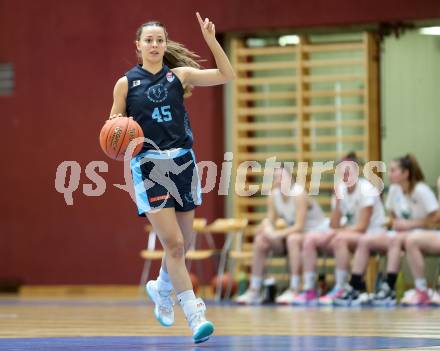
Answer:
1 288 440 351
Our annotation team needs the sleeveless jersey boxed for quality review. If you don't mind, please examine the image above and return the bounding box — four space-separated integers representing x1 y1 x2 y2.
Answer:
125 64 193 152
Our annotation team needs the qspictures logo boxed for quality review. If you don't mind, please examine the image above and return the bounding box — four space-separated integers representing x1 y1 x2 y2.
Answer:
54 136 386 210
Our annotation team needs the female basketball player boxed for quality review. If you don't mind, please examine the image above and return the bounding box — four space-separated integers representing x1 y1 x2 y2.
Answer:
236 166 328 305
109 13 234 343
298 152 386 305
402 172 440 305
334 154 438 306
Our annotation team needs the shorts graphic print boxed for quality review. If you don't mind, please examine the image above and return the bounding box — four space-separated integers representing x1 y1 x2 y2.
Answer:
130 148 202 215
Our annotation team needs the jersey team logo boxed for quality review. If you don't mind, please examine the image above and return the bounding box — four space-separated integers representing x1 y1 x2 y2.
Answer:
147 83 168 103
166 72 175 82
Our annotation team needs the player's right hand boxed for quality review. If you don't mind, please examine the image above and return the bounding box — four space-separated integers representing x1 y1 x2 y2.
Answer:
108 113 123 120
196 12 216 43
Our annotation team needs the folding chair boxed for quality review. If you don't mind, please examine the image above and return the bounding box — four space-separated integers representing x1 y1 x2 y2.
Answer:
201 218 249 301
139 218 215 291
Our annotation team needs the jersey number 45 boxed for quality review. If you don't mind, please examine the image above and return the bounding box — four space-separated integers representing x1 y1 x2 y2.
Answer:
152 105 172 123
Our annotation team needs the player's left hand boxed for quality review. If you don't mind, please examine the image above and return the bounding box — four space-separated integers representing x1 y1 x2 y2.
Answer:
263 229 280 242
196 12 216 43
392 219 412 231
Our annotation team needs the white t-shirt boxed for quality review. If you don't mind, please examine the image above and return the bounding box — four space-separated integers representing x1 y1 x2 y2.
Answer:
386 183 439 220
335 178 385 231
273 184 326 232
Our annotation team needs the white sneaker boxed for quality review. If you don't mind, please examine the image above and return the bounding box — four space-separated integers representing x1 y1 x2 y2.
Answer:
181 298 215 344
146 280 174 327
235 289 263 305
372 282 396 306
351 292 373 307
275 289 300 305
400 288 430 306
334 285 372 307
430 289 440 306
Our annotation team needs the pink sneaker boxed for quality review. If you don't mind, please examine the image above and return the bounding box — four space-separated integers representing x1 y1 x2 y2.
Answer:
319 286 345 306
292 290 318 306
401 289 431 306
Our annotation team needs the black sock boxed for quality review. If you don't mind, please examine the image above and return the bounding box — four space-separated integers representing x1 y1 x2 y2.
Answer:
386 273 398 290
350 274 366 292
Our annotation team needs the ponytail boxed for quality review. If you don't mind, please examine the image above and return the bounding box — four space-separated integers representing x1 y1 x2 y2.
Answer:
395 153 425 192
163 40 202 97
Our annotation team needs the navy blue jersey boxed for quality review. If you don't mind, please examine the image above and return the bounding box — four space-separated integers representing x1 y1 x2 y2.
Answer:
125 65 193 152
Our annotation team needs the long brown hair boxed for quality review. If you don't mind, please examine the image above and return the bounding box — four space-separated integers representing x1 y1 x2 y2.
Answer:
395 153 425 192
340 151 362 165
135 21 202 97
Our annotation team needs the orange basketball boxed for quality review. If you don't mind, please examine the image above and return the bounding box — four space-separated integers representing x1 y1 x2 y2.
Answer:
211 273 237 298
99 117 143 161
